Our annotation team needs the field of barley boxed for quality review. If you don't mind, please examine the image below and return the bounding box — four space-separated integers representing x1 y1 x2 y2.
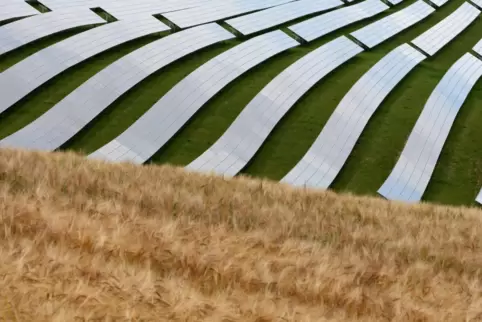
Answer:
1 148 482 321
0 0 481 206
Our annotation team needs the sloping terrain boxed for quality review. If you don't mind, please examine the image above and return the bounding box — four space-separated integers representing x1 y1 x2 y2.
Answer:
1 148 481 321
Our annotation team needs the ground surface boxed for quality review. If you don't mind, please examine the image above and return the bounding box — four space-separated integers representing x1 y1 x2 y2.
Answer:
0 0 480 206
1 148 482 321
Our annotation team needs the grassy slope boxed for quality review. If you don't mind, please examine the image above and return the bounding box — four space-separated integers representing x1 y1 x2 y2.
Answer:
1 148 482 321
0 0 480 206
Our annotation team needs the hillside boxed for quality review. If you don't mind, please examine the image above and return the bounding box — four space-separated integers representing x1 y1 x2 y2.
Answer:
0 148 481 321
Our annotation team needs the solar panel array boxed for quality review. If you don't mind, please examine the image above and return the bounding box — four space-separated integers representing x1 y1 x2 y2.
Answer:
0 17 169 115
163 0 295 29
187 37 364 176
0 0 39 23
288 0 390 42
282 44 426 189
378 53 482 202
1 0 481 206
0 23 234 152
89 30 299 163
225 0 343 36
0 8 105 56
350 0 435 48
411 2 480 56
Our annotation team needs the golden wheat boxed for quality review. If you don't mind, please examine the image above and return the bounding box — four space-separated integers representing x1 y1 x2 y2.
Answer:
0 148 481 321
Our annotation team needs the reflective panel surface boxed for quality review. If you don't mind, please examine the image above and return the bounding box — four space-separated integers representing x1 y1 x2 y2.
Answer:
474 38 482 55
89 30 299 163
187 36 364 177
411 2 480 56
0 8 105 56
0 23 234 152
378 53 482 202
282 44 426 188
0 0 39 22
225 0 343 36
288 0 390 42
163 0 295 28
0 16 169 115
351 0 435 48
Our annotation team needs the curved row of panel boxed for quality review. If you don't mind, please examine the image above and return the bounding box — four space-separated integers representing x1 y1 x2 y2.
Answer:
281 44 426 188
0 16 169 115
288 0 390 42
163 0 295 29
186 37 364 176
0 8 105 56
89 30 300 163
350 0 435 49
225 0 343 36
0 0 38 23
378 53 482 202
411 2 480 56
0 23 235 152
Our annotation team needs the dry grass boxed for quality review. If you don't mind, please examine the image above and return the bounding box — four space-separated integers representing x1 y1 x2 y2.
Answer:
0 148 482 321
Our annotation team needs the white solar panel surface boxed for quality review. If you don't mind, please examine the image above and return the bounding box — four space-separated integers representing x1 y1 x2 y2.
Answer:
411 2 480 56
163 0 295 28
378 53 482 202
351 0 435 48
474 39 482 55
187 37 364 177
289 0 390 42
477 189 482 204
89 30 299 164
0 8 105 56
470 0 482 8
37 0 99 10
0 17 169 115
282 44 426 189
430 0 450 7
100 0 215 20
387 0 403 5
0 0 39 22
225 0 343 36
0 24 234 152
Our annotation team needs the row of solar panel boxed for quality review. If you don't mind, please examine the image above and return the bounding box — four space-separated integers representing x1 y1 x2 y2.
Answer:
1 0 481 204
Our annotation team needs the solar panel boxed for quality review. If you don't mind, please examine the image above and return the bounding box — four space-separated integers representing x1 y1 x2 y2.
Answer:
100 0 215 20
89 30 299 163
378 53 482 202
37 0 99 10
0 0 39 23
411 2 480 56
351 0 435 48
0 24 234 152
163 0 295 29
477 189 482 204
186 36 364 177
281 44 426 189
0 8 105 56
430 0 450 7
224 0 343 36
470 0 482 9
0 17 169 116
474 39 482 55
288 0 390 42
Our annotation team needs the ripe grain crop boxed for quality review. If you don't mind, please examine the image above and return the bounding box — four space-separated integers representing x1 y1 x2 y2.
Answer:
0 148 481 321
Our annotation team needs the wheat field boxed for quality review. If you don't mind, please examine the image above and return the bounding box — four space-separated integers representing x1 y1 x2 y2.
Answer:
0 148 482 321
